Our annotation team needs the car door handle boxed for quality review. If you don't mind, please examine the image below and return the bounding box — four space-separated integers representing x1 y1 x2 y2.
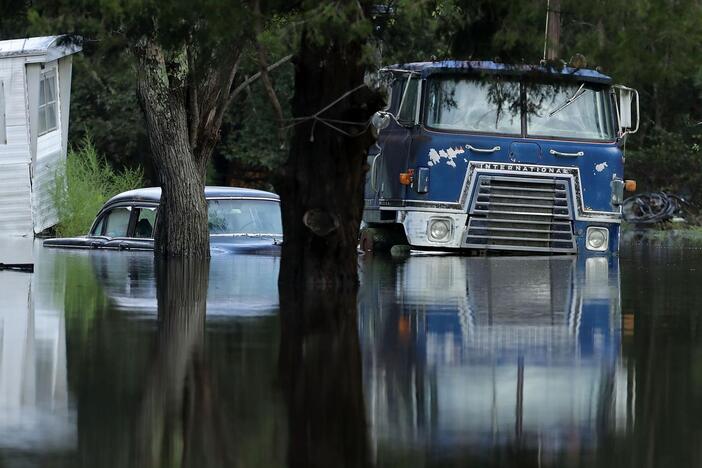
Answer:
549 149 584 157
466 144 501 153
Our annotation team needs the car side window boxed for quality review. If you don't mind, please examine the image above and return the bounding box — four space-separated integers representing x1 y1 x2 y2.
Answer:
133 207 156 239
103 207 132 237
91 216 105 236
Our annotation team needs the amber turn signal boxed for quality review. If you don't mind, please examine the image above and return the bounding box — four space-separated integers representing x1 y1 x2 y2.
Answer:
624 179 637 192
399 169 415 186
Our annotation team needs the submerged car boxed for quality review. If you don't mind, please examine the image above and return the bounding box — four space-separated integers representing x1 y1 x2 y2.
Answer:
43 186 283 253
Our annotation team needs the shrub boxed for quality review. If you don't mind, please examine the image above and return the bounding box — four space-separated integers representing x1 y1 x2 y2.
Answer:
51 137 144 236
626 126 702 205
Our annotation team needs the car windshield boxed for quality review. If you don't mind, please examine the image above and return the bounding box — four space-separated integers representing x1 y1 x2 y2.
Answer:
207 199 282 235
426 77 521 134
526 83 615 140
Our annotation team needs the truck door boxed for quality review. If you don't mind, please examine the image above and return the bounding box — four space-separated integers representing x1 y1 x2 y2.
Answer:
367 75 419 210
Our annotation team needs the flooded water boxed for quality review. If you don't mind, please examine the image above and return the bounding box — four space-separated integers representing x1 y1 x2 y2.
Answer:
0 238 700 467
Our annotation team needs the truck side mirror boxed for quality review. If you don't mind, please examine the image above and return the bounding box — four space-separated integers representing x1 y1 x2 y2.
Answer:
615 85 639 136
371 111 391 134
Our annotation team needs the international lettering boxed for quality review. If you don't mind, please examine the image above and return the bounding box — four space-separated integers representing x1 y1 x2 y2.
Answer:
476 162 572 174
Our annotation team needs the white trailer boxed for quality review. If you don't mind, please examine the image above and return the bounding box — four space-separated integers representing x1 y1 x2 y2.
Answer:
0 36 81 236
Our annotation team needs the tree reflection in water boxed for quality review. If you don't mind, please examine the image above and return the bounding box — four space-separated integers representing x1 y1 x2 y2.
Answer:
278 283 371 468
134 258 234 467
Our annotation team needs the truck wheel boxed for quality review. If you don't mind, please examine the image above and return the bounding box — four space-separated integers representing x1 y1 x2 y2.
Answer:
359 225 408 252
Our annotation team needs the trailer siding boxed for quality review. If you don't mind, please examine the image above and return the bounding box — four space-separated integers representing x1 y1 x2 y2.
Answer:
0 37 79 236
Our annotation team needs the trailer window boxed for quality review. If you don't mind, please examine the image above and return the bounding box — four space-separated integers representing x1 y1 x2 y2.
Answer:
38 70 58 135
426 78 521 134
526 84 615 140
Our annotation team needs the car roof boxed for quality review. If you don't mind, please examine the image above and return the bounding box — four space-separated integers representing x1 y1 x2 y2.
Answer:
385 60 612 85
104 186 279 206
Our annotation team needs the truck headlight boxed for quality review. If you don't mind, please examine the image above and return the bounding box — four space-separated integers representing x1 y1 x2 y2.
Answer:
586 227 609 251
427 218 452 242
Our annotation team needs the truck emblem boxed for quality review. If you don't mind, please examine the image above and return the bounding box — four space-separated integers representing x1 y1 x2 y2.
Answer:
476 162 573 174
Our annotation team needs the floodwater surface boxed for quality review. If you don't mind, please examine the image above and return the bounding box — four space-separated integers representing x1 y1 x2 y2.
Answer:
0 238 700 467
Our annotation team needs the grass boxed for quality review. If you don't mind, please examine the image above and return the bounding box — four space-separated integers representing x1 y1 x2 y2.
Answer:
51 137 144 236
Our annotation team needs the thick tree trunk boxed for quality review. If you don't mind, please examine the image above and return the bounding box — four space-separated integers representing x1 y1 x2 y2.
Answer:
135 39 210 257
276 25 384 291
279 284 371 468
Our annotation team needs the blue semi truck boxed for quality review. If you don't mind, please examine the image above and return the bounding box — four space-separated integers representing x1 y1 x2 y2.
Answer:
363 61 639 254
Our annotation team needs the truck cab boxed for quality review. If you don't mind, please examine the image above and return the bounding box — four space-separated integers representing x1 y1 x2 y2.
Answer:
363 61 638 254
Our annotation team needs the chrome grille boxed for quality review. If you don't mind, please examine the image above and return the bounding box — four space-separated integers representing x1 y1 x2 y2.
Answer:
464 175 576 253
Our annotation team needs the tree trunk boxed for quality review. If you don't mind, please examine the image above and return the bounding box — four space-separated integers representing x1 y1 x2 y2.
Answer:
135 38 210 258
279 284 371 468
545 0 561 61
276 22 384 291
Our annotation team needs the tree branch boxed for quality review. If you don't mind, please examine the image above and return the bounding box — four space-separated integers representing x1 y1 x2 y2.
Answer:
253 0 286 147
189 46 243 169
228 53 293 106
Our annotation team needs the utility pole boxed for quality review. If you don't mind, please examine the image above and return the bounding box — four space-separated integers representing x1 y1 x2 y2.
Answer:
543 0 561 61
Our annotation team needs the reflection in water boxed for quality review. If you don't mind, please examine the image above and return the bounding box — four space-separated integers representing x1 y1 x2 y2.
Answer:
0 245 285 467
279 284 371 468
359 255 628 466
0 244 75 455
4 242 702 467
91 250 280 318
134 258 232 467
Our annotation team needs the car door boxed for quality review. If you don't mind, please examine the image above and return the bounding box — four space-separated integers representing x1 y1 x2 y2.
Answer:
92 205 134 249
101 205 156 251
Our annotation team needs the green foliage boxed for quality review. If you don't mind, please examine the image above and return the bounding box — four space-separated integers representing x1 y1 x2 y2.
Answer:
626 125 702 204
372 0 463 63
217 66 293 187
51 137 144 236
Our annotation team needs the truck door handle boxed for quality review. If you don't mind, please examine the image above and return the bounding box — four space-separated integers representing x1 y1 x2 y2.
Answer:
549 149 584 157
370 153 381 192
466 144 501 153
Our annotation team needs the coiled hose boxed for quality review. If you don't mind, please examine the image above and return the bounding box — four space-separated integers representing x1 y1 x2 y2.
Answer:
622 192 689 224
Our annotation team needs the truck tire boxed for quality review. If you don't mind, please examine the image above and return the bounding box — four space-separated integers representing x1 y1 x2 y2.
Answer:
359 224 408 252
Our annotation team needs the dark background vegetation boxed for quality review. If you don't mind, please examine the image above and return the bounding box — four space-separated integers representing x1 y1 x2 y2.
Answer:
2 0 702 201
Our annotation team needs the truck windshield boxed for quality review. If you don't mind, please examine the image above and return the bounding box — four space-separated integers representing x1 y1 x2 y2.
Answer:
526 83 615 140
426 78 521 134
425 77 615 141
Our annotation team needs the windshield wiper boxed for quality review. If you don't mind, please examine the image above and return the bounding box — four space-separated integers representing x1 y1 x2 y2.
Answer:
548 83 586 117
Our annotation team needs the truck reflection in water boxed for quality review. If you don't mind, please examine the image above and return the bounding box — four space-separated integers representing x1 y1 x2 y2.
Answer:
359 255 630 463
